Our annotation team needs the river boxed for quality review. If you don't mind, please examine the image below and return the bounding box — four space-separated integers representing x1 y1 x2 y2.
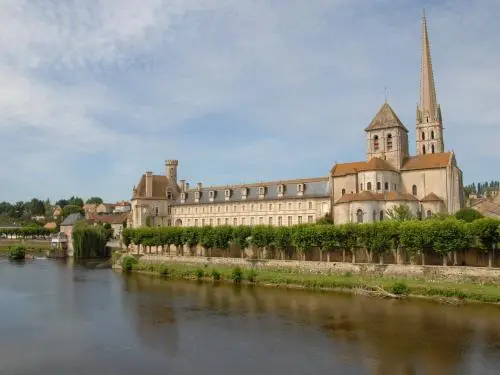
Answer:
1 258 500 375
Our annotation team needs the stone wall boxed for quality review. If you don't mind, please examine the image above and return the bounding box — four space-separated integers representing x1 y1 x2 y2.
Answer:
135 253 500 284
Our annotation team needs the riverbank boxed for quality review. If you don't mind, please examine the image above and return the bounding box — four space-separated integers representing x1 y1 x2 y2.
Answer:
0 239 51 253
120 258 500 304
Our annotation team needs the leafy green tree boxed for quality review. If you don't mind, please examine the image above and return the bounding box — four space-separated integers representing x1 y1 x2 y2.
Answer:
385 204 414 221
470 218 500 267
213 226 233 257
68 196 84 208
316 225 342 261
56 199 69 209
183 227 201 256
62 205 84 218
400 220 433 264
316 213 333 225
338 223 358 263
291 225 318 261
199 226 215 257
86 197 104 205
273 227 292 260
232 226 252 257
250 226 275 259
430 219 471 266
455 208 484 223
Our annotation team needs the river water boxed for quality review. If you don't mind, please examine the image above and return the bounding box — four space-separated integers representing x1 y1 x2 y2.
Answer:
1 259 500 375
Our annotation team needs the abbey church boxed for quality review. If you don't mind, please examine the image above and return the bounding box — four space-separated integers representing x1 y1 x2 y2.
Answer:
129 13 464 228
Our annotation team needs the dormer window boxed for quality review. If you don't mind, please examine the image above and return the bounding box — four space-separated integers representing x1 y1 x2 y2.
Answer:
258 186 266 198
209 190 216 202
277 184 285 197
180 192 186 203
241 187 248 200
224 189 232 201
166 190 172 200
296 183 305 196
194 191 201 202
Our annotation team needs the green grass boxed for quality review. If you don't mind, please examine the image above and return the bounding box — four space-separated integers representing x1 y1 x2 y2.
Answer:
0 239 51 253
126 261 500 304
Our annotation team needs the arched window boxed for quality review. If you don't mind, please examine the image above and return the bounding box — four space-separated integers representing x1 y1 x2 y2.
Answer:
426 210 432 218
387 133 393 150
384 182 389 190
422 131 425 140
422 145 426 154
431 131 435 139
367 182 372 191
431 144 435 154
360 183 363 191
372 210 377 222
376 182 381 190
341 188 346 195
412 185 417 196
356 209 364 224
379 210 384 221
373 135 379 151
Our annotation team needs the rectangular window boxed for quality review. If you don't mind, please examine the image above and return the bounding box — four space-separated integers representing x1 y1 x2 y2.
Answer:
210 206 213 213
259 217 263 224
242 217 246 225
298 216 302 224
288 216 292 226
259 204 263 210
194 219 198 226
217 218 221 225
308 215 313 223
269 217 273 225
250 217 254 225
278 216 282 226
298 202 302 210
202 219 205 226
278 203 282 210
225 206 229 212
233 218 237 226
288 202 292 210
308 202 312 210
209 218 213 226
225 218 229 225
242 205 245 211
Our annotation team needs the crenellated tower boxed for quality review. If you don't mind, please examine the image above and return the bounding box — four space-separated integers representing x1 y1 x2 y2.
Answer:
416 11 444 155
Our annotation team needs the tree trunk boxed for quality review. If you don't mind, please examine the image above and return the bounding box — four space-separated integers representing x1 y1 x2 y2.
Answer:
351 251 356 264
342 249 346 263
319 249 323 262
396 246 402 264
421 252 426 266
443 254 448 266
379 253 384 265
327 252 331 262
488 250 494 268
453 251 458 266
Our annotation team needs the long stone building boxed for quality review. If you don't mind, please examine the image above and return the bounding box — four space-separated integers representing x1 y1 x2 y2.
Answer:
129 13 464 228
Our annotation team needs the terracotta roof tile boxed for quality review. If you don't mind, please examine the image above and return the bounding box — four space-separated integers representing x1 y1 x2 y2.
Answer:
401 152 451 171
331 157 396 177
87 213 129 225
421 192 443 202
336 191 418 204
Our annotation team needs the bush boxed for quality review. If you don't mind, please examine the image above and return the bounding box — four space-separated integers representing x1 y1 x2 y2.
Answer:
159 265 170 276
122 255 138 272
211 269 221 281
390 281 410 295
247 269 258 283
455 208 484 223
232 267 243 283
8 245 26 261
196 268 204 280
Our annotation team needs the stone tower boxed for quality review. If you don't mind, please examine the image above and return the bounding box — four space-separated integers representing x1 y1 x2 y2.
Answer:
165 159 178 182
416 11 444 155
365 102 409 169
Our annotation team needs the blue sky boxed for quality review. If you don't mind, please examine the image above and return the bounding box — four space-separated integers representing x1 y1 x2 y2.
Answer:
0 0 498 203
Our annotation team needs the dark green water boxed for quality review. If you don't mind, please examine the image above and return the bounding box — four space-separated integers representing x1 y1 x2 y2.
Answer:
1 258 500 375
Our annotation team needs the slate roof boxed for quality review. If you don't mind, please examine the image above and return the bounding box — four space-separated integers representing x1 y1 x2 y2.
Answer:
172 177 330 205
331 157 397 177
133 174 178 199
60 213 84 226
365 102 409 132
336 191 418 204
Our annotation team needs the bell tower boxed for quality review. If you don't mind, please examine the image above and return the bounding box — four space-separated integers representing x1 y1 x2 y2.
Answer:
416 11 444 155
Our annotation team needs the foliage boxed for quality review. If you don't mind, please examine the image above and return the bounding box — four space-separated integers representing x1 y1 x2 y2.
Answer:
247 269 258 283
122 255 138 272
211 269 221 281
231 267 243 283
469 218 500 253
196 268 204 280
122 228 133 248
72 221 109 258
455 208 484 222
86 197 104 205
390 281 409 295
8 245 26 261
316 213 333 225
385 204 414 221
250 226 275 249
62 205 84 218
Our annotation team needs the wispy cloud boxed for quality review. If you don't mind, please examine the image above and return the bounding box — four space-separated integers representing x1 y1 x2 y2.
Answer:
0 0 498 202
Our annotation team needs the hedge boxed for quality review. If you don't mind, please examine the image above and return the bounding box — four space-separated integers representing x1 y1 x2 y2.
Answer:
121 218 500 265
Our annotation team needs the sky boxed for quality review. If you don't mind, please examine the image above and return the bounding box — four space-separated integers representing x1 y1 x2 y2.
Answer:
0 0 498 203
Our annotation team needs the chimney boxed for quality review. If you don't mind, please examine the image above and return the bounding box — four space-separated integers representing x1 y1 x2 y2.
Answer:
179 179 186 191
197 182 202 190
145 171 153 197
184 182 190 191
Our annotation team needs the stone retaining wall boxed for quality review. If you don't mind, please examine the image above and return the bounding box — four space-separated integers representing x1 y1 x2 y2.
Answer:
134 254 500 284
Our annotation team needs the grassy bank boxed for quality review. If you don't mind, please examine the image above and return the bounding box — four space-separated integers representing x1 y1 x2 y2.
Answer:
122 259 500 304
0 239 51 253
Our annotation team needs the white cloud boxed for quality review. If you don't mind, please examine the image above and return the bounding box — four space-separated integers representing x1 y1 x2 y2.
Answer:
0 0 498 201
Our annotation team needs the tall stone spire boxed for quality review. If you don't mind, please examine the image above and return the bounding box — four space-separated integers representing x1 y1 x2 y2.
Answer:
416 10 444 155
418 9 439 123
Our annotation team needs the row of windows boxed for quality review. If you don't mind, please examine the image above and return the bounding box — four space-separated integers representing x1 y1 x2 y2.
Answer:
355 208 432 223
373 134 393 152
182 215 315 227
421 144 436 154
173 201 315 215
341 182 397 195
421 131 435 140
180 183 307 201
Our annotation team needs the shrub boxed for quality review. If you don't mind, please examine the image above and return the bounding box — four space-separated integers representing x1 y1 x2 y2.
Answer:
8 245 26 261
196 268 204 280
247 269 258 283
122 255 138 272
455 208 484 223
231 267 243 283
211 269 221 281
390 281 410 295
159 265 170 276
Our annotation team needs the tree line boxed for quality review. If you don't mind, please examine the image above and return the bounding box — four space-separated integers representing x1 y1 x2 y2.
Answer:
0 225 56 238
122 216 500 267
464 180 500 197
